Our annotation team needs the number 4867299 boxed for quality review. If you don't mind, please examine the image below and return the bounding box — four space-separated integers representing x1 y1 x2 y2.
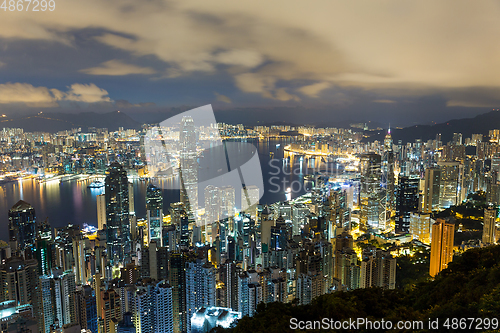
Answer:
1 0 55 11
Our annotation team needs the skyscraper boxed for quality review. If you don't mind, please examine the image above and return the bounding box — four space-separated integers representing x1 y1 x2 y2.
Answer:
437 161 462 209
105 162 131 264
395 176 420 234
97 194 106 230
40 269 77 333
383 128 395 212
482 206 497 245
241 185 260 221
146 183 164 245
429 218 455 277
359 153 382 231
169 252 187 333
423 167 441 213
8 200 36 254
186 260 216 333
179 116 198 218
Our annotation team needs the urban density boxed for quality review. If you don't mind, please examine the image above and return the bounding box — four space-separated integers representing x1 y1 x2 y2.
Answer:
1 1 499 332
0 115 498 332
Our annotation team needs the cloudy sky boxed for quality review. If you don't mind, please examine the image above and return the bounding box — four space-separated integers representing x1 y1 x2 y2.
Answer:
1 0 500 125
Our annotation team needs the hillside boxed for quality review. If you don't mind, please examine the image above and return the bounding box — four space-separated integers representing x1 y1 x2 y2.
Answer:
220 245 500 333
366 110 500 144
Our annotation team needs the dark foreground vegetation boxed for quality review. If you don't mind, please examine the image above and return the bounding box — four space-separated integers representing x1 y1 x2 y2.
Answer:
218 245 500 332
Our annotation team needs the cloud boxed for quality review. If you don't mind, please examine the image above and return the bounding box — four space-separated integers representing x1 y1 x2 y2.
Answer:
0 82 112 107
115 99 156 108
214 92 231 103
80 60 156 76
0 83 59 107
373 99 397 104
0 61 5 68
2 0 500 106
298 82 331 97
64 83 112 103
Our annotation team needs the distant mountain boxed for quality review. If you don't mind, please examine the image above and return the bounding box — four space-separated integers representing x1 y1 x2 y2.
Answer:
366 110 500 144
0 111 141 132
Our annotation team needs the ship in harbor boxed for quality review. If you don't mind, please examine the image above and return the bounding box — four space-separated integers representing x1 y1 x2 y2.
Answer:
87 180 105 188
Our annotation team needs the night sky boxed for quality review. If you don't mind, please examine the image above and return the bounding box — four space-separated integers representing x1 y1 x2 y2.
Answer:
1 1 500 126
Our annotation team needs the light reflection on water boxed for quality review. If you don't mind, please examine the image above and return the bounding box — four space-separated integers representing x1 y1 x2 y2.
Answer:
0 138 336 236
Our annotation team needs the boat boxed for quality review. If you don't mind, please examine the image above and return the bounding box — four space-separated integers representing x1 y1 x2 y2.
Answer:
88 180 105 188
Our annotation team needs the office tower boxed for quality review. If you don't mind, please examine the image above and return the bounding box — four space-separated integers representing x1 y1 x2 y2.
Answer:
97 194 106 230
179 116 198 217
186 260 216 333
35 237 53 276
75 285 97 333
482 207 497 245
409 212 433 244
429 218 455 277
292 204 309 236
260 206 274 251
395 176 420 234
486 171 500 205
218 260 239 310
105 162 131 264
8 200 36 253
423 167 441 213
383 128 395 211
359 153 382 230
437 161 461 209
205 185 220 243
146 183 163 245
270 217 288 251
39 269 77 333
241 185 259 221
360 248 396 290
179 210 190 248
72 235 87 285
169 252 187 333
220 186 235 221
452 132 463 146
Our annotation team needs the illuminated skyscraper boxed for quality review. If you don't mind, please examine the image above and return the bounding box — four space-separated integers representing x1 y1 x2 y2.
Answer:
241 185 259 221
429 218 455 277
180 116 198 217
169 252 187 333
8 200 36 254
383 128 395 211
409 212 433 244
146 183 163 245
359 153 382 230
205 185 220 243
97 194 106 230
395 176 420 234
40 269 77 333
423 167 440 213
437 161 462 209
105 162 131 264
482 206 497 245
186 260 216 333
